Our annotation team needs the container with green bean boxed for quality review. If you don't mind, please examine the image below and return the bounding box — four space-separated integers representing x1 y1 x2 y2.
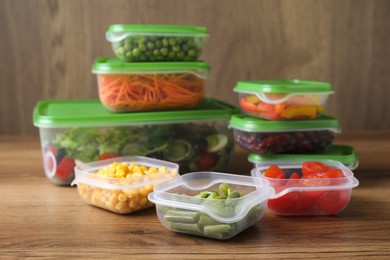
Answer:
148 172 274 239
106 24 208 62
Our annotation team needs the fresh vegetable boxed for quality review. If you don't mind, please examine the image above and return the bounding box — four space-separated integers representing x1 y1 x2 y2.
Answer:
239 94 324 120
77 162 177 214
98 152 120 161
112 36 204 62
160 183 264 239
43 147 75 185
49 123 232 179
263 161 352 215
98 73 205 112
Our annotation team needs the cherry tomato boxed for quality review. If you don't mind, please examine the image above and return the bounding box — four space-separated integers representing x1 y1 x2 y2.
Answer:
316 190 351 214
324 168 344 178
196 152 216 171
268 191 314 215
98 152 120 161
290 172 300 179
300 172 331 199
302 161 333 176
55 157 75 181
263 165 286 179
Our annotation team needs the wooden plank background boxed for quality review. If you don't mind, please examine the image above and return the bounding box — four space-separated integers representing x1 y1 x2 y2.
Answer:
1 0 389 135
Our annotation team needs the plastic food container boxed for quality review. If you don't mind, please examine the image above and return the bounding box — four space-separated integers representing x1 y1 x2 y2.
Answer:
252 160 359 215
248 145 359 170
148 172 274 239
229 114 340 154
234 80 334 120
33 98 237 186
92 57 210 112
106 24 208 62
71 156 178 214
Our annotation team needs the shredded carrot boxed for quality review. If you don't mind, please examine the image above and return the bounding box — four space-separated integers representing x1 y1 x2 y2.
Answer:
98 73 205 112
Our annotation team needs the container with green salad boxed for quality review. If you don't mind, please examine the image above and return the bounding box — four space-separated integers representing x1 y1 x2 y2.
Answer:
33 99 238 186
148 172 274 239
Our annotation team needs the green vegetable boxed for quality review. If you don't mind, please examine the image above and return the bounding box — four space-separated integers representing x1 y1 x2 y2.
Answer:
206 134 228 153
160 183 264 239
51 123 232 173
113 35 203 62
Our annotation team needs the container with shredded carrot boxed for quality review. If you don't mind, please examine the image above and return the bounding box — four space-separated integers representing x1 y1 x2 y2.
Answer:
92 57 210 112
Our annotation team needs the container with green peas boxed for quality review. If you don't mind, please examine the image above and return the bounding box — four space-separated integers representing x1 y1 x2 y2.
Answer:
148 172 274 240
106 24 209 62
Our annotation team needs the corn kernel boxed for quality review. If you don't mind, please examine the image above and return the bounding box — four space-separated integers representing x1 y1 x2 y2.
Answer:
118 193 127 202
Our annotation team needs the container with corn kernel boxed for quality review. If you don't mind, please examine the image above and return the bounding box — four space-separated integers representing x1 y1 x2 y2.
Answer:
72 156 179 214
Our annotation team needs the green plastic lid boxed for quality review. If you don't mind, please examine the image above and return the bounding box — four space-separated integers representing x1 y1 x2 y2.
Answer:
92 57 210 74
33 98 238 128
107 24 208 35
234 80 333 94
248 145 359 170
229 114 341 132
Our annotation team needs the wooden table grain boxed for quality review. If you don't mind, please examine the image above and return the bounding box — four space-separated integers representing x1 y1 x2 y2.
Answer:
1 132 389 259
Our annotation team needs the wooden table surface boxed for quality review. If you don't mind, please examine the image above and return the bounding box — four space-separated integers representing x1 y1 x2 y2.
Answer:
1 132 389 259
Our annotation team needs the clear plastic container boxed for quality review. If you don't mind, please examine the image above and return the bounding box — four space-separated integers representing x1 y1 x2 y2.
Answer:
252 160 359 215
106 24 208 62
92 57 210 112
148 172 274 239
234 80 334 120
71 156 178 214
33 99 237 186
229 114 340 154
248 145 359 170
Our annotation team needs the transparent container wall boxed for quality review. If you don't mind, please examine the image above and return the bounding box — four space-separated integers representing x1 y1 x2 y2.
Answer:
38 120 234 185
96 72 206 112
238 92 330 120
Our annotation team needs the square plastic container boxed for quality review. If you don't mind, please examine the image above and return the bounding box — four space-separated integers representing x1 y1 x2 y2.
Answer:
148 172 274 239
71 156 179 214
229 114 340 154
33 99 237 186
248 145 359 170
252 160 359 215
234 80 334 120
92 57 210 112
106 24 208 62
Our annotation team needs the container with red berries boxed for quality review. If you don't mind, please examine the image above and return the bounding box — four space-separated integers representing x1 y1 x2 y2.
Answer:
251 160 359 215
229 114 341 154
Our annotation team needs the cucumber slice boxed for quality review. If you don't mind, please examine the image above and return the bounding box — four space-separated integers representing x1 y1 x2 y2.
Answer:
165 140 192 162
206 134 228 153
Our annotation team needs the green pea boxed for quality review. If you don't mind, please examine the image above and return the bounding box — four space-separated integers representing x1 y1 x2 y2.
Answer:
188 49 197 57
153 49 160 56
219 183 229 194
132 48 140 56
182 44 189 51
125 52 132 60
139 44 147 51
162 38 169 47
147 42 155 50
168 52 176 59
169 38 176 46
139 55 147 61
176 52 184 59
173 46 180 52
116 46 124 55
160 47 169 56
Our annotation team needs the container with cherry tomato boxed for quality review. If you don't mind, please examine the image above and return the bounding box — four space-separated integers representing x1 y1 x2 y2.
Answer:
251 160 359 215
234 80 334 120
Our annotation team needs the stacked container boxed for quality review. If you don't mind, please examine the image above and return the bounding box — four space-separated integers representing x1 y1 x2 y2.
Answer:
229 79 359 216
33 25 239 186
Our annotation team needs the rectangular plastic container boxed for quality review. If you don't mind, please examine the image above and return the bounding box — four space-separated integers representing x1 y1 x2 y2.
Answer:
71 156 179 214
33 99 238 186
106 24 208 62
248 145 359 170
148 172 274 239
229 114 340 154
234 80 334 120
252 160 359 215
92 57 210 112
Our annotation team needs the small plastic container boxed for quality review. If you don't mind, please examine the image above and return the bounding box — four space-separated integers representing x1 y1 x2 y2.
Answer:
106 24 209 62
248 145 359 170
148 172 274 239
71 156 179 214
234 80 334 120
33 99 237 186
252 160 359 215
92 57 210 112
229 114 340 154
